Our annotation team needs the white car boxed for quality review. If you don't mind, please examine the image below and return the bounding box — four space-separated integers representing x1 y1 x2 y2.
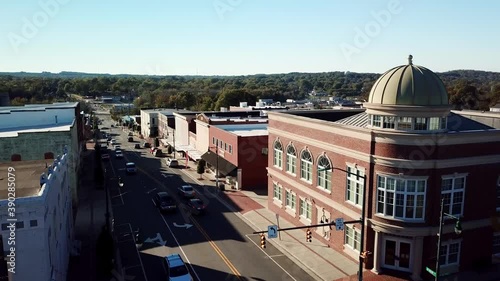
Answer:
166 158 179 168
177 185 195 198
115 150 123 159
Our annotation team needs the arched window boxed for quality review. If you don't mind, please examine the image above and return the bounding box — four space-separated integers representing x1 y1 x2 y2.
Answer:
11 154 21 161
273 140 283 169
317 156 332 191
300 150 313 182
44 152 54 159
286 145 296 175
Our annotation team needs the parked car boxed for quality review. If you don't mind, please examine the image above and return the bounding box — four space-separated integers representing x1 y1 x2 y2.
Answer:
107 136 112 141
164 254 193 281
177 185 195 198
114 145 121 151
125 162 137 174
166 158 179 168
153 192 176 213
154 149 162 157
186 198 206 215
143 142 151 148
128 132 133 136
150 147 158 154
134 143 141 149
128 137 133 142
110 139 117 145
115 150 123 159
101 153 110 161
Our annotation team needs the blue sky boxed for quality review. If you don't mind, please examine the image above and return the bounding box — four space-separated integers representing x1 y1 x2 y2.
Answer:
1 0 498 75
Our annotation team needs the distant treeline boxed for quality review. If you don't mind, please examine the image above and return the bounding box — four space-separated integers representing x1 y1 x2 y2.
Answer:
1 70 499 111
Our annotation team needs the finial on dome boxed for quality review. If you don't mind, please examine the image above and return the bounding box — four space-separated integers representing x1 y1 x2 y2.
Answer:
408 54 413 65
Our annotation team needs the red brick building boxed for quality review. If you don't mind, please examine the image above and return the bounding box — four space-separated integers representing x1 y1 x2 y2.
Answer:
202 123 268 191
267 56 500 280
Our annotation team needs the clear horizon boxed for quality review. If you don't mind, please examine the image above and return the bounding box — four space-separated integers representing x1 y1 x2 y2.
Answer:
1 0 499 76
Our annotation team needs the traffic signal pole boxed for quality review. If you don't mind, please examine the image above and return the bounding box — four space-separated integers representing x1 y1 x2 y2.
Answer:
252 219 360 234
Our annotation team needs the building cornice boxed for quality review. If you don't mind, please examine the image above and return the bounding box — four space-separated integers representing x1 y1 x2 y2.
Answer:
373 130 500 145
270 127 500 169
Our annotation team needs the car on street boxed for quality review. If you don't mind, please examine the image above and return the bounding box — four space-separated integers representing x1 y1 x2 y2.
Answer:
164 254 193 281
177 185 195 198
128 132 133 136
143 142 151 148
128 137 133 142
107 136 112 141
110 139 117 145
186 198 206 215
153 192 176 213
101 153 110 161
134 143 141 149
115 150 123 159
125 162 137 174
114 145 121 150
166 158 179 168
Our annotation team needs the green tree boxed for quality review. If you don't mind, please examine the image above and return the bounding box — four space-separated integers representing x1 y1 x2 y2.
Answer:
197 159 206 179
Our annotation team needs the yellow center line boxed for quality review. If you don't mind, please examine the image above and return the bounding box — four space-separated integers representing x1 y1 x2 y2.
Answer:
191 218 242 279
128 158 242 279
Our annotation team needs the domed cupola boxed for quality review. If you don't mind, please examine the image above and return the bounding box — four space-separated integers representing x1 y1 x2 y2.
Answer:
364 55 451 132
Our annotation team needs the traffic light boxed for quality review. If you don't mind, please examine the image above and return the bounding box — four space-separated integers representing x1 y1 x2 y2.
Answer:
306 228 312 242
260 234 266 248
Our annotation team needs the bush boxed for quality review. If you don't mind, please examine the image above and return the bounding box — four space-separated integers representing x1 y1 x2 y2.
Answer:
197 159 206 175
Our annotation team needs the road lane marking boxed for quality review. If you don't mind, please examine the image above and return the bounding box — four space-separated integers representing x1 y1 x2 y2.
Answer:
244 234 298 281
128 153 240 280
158 210 202 281
191 218 242 279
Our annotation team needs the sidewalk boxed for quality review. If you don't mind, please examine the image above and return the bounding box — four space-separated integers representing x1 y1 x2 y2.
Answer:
67 142 113 281
179 159 500 281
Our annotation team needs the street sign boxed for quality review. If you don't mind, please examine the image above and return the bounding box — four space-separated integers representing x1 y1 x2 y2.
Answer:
425 267 436 277
268 225 278 238
335 218 344 231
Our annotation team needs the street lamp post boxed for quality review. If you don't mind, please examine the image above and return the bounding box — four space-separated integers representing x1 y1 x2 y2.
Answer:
435 198 462 281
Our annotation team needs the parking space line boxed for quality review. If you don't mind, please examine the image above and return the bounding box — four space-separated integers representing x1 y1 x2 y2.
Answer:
244 234 298 281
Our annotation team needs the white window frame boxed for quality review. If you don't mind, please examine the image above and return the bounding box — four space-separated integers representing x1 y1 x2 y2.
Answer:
286 145 297 175
300 150 313 183
317 156 332 191
273 140 283 169
372 115 381 127
285 190 296 210
273 183 282 201
441 174 467 217
346 165 364 207
376 175 427 221
383 116 395 129
344 224 361 252
397 117 413 130
299 198 312 220
439 240 461 267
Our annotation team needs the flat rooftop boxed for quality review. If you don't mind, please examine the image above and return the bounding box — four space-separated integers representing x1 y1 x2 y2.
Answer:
217 124 268 137
0 102 78 112
0 122 73 137
0 160 49 199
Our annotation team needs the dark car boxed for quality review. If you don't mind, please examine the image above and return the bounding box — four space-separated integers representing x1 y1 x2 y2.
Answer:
128 137 133 142
143 142 151 148
134 143 141 149
153 192 176 213
187 198 206 215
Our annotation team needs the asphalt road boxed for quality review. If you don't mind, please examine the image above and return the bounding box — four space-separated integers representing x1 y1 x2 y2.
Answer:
97 114 315 281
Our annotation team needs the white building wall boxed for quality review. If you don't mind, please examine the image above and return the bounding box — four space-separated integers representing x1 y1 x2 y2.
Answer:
195 121 210 153
0 151 73 281
174 116 189 146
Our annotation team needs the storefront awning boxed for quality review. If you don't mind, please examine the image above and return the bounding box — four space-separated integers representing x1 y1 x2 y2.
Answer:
201 151 237 176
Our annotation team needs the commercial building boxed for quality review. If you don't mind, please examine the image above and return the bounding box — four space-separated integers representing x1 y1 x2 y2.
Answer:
0 102 85 207
0 149 74 281
267 56 500 280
